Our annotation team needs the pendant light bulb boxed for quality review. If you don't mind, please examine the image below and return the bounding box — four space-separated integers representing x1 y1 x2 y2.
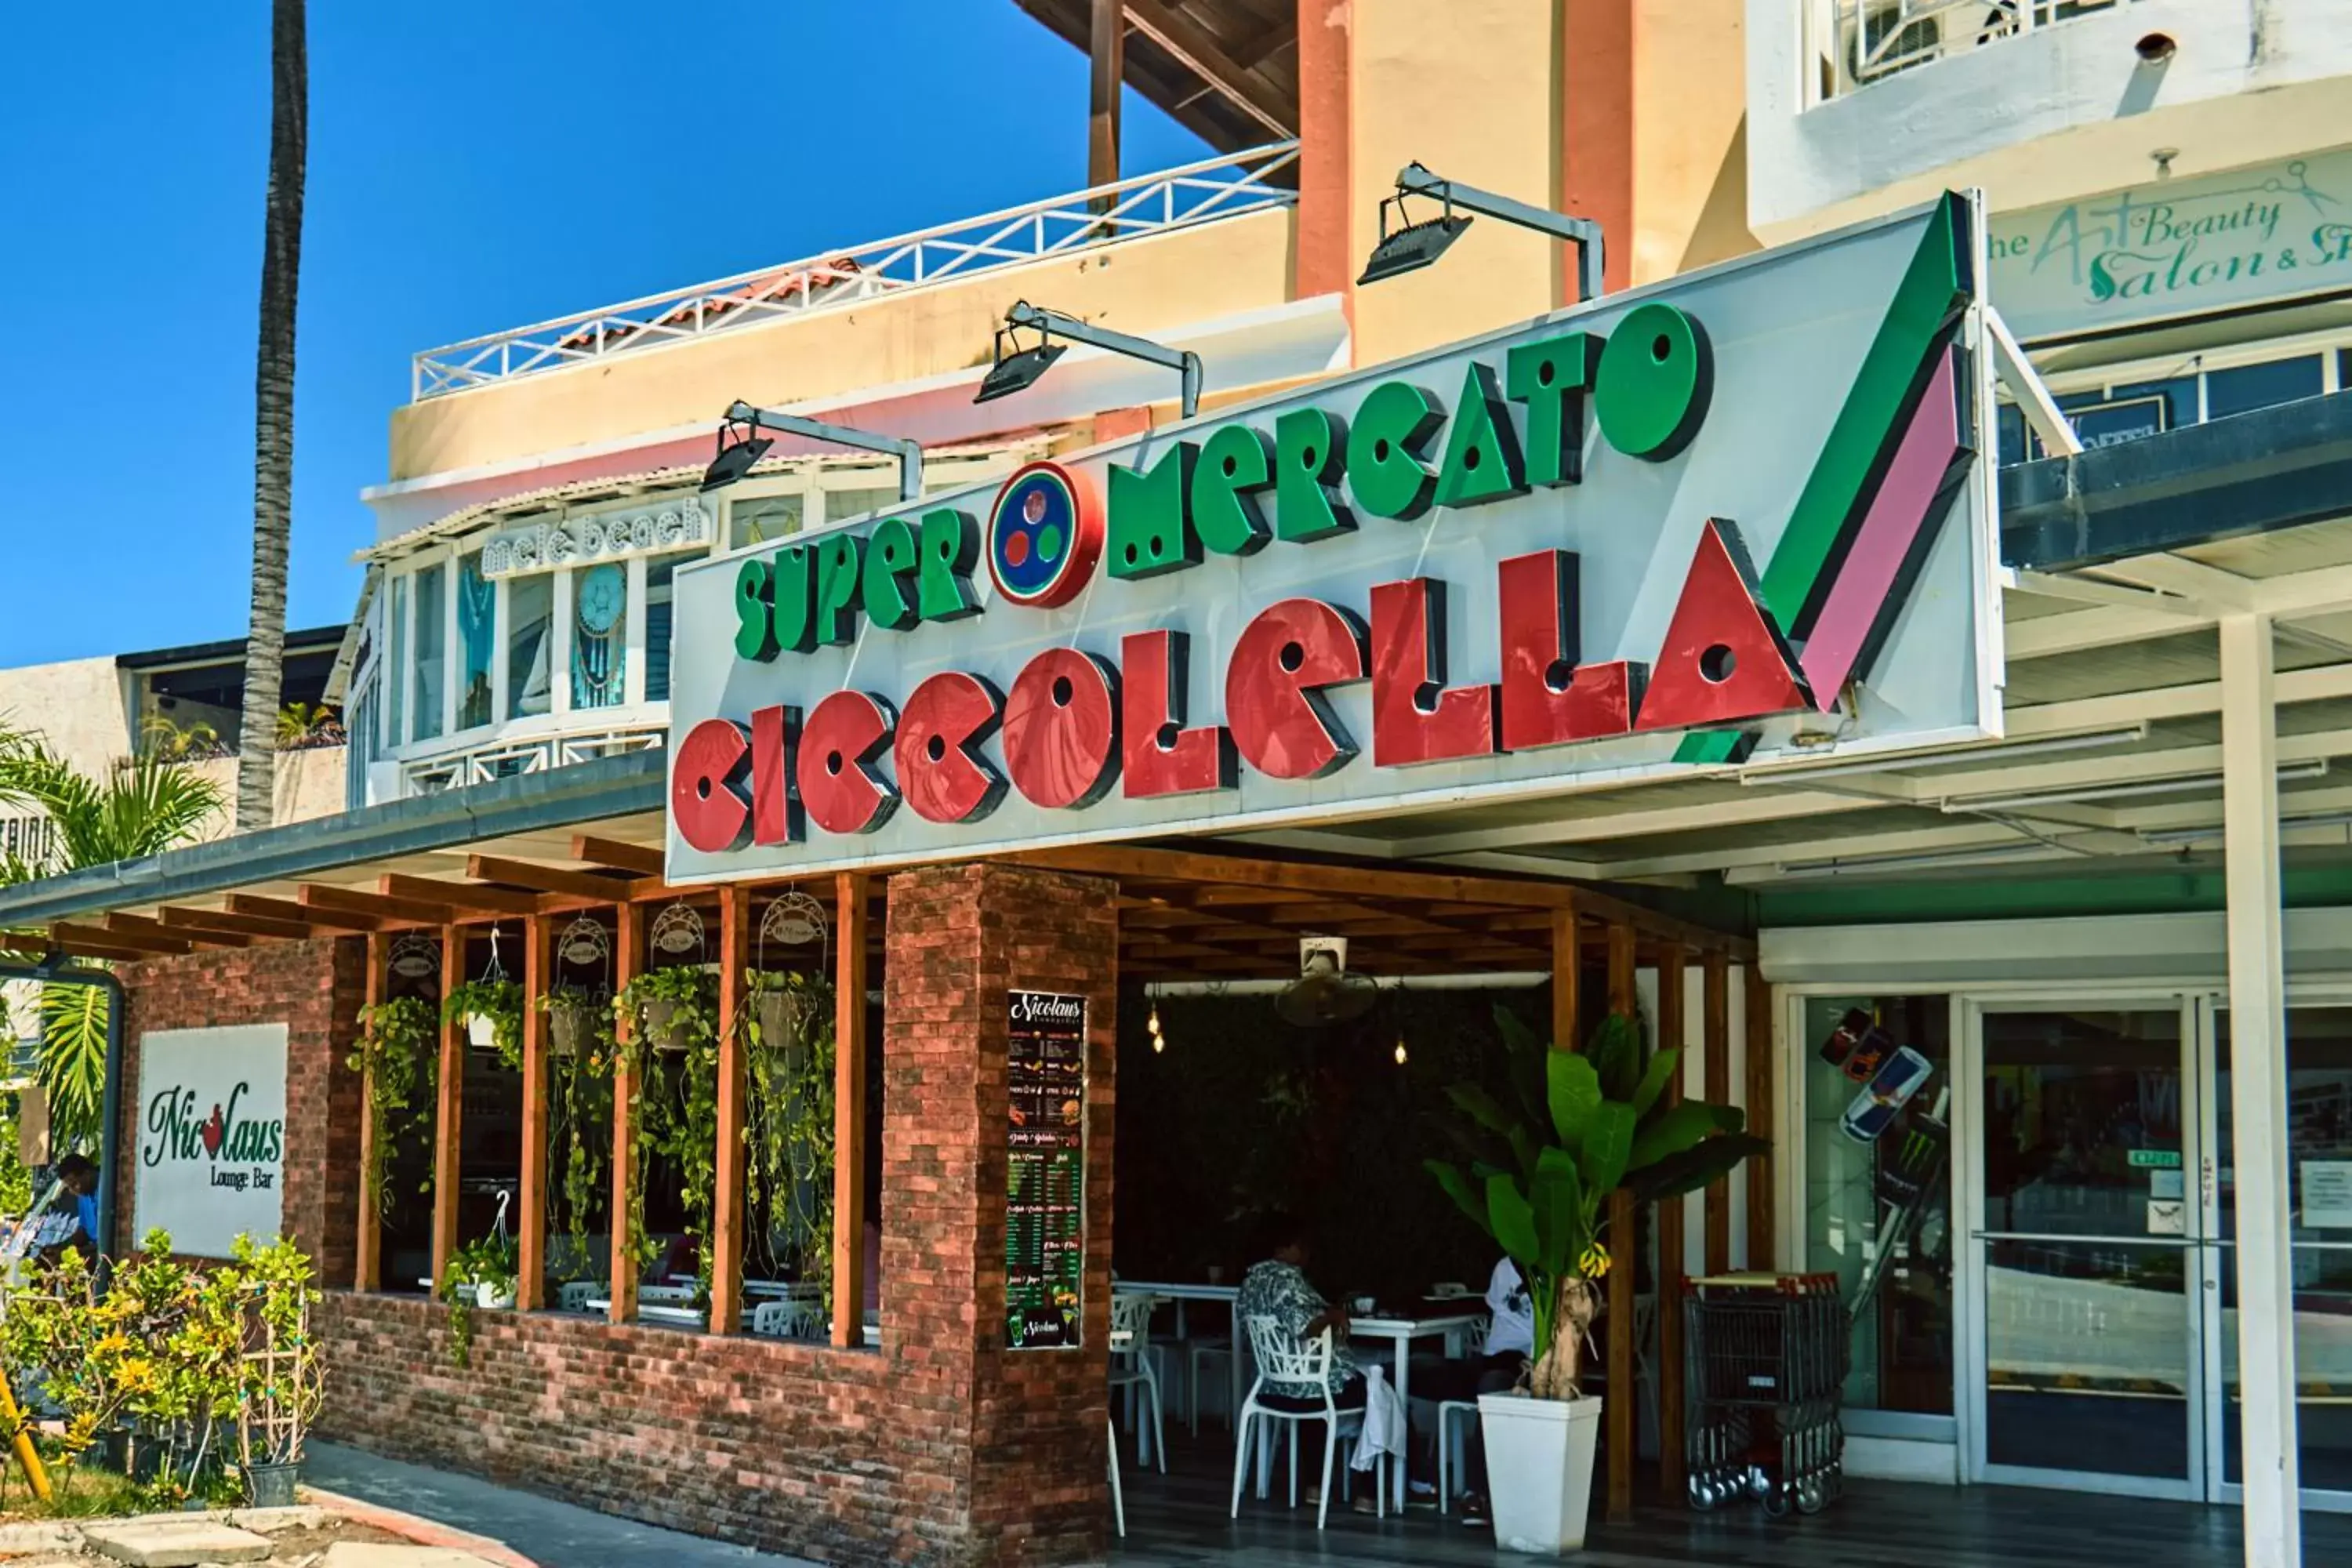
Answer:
1394 1036 1408 1066
1147 1000 1162 1036
1152 1033 1165 1054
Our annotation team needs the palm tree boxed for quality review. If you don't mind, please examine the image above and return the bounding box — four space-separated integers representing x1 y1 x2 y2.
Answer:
234 0 308 833
0 737 227 1149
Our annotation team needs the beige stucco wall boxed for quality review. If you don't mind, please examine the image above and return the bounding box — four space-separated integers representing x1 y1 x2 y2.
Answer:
389 209 1300 482
1637 0 1756 282
0 655 130 782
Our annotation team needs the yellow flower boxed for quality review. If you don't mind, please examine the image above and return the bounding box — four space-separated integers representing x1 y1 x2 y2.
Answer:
93 1331 132 1357
1578 1243 1612 1279
114 1358 155 1392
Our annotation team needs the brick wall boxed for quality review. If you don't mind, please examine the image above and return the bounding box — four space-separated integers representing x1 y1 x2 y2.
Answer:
112 937 366 1276
299 864 1119 1567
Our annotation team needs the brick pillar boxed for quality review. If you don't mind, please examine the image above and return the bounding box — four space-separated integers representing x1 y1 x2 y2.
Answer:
884 863 1118 1566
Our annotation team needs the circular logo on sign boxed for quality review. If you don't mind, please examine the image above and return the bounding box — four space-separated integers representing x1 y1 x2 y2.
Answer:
985 461 1102 610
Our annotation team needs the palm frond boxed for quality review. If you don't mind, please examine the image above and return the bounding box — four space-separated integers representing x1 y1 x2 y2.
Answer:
37 982 108 1150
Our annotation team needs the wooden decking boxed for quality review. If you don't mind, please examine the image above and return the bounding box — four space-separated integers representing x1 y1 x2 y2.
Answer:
1106 1433 2352 1566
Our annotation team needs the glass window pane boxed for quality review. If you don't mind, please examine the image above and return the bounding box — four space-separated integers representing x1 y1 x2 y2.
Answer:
571 563 627 710
457 554 495 730
413 564 445 742
507 573 552 720
1984 1237 2189 1478
729 494 804 550
386 576 408 745
2205 354 2325 421
2110 375 2197 434
644 551 699 706
1803 996 1954 1414
1995 402 2031 467
826 486 898 525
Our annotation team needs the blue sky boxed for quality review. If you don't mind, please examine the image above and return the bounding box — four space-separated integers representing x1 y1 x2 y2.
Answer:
0 2 1209 667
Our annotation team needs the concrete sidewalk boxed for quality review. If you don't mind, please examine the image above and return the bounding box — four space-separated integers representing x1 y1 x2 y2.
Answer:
304 1444 818 1568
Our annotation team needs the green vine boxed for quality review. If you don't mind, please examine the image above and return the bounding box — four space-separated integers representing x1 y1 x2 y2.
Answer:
742 970 837 1316
347 998 437 1217
437 1235 518 1368
441 977 524 1069
613 967 720 1288
539 985 614 1286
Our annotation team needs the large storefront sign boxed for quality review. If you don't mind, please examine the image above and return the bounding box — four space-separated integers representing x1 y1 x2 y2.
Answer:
665 195 1999 882
1990 146 2352 341
132 1024 289 1258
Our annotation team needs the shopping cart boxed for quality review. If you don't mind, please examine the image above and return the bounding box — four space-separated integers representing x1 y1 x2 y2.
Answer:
1683 1272 1847 1516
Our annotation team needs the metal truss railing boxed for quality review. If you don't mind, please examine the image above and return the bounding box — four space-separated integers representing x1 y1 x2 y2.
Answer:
412 142 1302 399
1819 0 2138 97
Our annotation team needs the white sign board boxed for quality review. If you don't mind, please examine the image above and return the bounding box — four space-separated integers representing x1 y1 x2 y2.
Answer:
132 1025 289 1258
2302 1159 2352 1230
1989 146 2352 342
666 197 2000 883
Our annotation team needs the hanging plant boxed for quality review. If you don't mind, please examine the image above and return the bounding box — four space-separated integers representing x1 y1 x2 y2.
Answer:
539 985 614 1285
612 967 720 1282
618 964 717 1055
742 970 837 1316
539 981 603 1058
348 998 437 1216
437 1234 519 1368
441 977 524 1068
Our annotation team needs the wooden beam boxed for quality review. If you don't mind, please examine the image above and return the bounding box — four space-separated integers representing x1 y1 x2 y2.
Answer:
43 937 152 965
469 854 644 904
159 905 312 942
609 902 644 1327
1089 0 1122 192
833 871 870 1348
1605 920 1635 1526
1703 950 1731 1276
570 834 663 877
430 925 464 1289
710 885 751 1336
227 893 381 932
380 873 543 918
1123 0 1296 136
1656 942 1688 1507
301 883 452 927
357 934 383 1292
1550 907 1580 1050
1744 964 1776 1269
516 915 550 1312
52 922 191 956
105 912 247 949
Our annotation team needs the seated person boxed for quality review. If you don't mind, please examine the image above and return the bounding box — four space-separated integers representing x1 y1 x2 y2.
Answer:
1430 1254 1537 1528
1236 1213 1377 1509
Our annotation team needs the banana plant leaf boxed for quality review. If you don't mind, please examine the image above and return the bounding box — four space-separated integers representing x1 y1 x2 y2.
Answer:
1624 1133 1771 1202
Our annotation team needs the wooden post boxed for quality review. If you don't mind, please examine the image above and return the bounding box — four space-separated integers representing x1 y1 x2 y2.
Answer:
1744 964 1776 1269
1088 0 1123 198
430 925 465 1289
1605 921 1636 1526
1656 941 1688 1505
1702 950 1731 1276
710 886 752 1336
832 873 870 1348
355 934 383 1292
516 916 550 1312
609 903 644 1326
1548 904 1579 1050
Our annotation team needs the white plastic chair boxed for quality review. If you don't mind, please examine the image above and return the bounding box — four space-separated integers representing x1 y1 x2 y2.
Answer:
557 1280 601 1313
1109 1294 1167 1472
1230 1316 1381 1530
1188 1334 1235 1435
1106 1417 1125 1538
752 1298 823 1339
1434 1313 1494 1514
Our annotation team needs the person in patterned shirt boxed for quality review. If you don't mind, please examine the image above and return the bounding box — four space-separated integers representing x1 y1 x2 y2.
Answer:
1236 1213 1364 1403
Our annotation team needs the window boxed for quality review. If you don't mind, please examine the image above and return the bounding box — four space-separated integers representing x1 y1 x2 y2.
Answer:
413 562 447 742
386 575 408 744
2205 354 2325 421
571 562 627 710
728 493 804 550
508 573 553 719
825 486 899 527
457 554 495 730
644 551 699 704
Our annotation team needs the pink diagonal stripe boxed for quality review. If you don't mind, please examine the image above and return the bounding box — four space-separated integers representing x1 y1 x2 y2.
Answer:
1798 347 1963 707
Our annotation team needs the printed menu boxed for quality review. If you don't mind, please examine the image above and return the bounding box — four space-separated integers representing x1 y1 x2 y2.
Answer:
1006 990 1086 1350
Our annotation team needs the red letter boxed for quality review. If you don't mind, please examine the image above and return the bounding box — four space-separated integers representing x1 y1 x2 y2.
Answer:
1004 648 1120 809
749 705 798 845
1120 630 1234 798
1635 519 1812 731
671 720 750 853
1370 578 1495 767
1497 550 1642 750
796 691 899 836
1224 597 1367 780
895 672 1005 825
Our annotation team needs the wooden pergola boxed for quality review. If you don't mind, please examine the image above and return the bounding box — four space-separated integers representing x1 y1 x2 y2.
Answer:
29 827 1760 1523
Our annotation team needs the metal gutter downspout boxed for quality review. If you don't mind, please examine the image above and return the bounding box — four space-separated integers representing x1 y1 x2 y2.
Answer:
1 958 124 1272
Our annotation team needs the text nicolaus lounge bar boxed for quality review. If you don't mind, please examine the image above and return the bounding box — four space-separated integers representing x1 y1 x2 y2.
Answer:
22 7 2352 1564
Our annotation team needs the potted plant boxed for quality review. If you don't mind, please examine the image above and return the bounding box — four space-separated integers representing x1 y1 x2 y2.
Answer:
539 982 604 1057
349 997 437 1219
443 975 524 1065
746 967 822 1077
1428 1009 1765 1555
233 1235 323 1508
616 964 717 1055
439 1235 519 1367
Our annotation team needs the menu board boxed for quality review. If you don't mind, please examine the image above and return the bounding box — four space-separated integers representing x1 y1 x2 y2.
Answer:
1006 990 1086 1350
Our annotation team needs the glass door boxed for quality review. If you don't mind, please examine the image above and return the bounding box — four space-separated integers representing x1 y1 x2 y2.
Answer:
2206 1003 2352 1508
1969 1003 2205 1497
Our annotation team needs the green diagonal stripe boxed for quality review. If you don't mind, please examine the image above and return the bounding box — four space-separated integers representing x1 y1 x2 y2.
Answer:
1759 194 1965 638
1673 729 1755 765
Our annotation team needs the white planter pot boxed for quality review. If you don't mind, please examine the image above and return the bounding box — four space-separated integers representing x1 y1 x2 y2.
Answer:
475 1283 516 1310
1479 1390 1602 1555
466 1014 496 1050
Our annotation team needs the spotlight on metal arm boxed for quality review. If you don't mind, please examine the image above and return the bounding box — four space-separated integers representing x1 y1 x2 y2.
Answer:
1359 162 1606 303
975 301 1203 421
700 401 924 502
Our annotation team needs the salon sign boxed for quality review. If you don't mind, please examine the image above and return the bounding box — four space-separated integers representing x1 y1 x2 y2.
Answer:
663 194 2000 882
132 1025 288 1258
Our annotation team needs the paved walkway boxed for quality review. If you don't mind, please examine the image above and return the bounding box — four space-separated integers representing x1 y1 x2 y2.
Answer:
304 1444 818 1568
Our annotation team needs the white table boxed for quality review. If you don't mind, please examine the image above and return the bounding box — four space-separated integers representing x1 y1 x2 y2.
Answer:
1348 1311 1486 1513
1117 1281 1243 1421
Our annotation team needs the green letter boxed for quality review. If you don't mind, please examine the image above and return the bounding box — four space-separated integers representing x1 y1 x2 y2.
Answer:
1434 361 1527 508
814 532 864 644
1108 441 1200 579
771 544 816 655
1193 423 1273 556
1594 303 1711 462
1274 406 1352 543
862 515 920 631
733 558 777 662
1347 380 1443 521
916 508 981 622
1505 331 1602 486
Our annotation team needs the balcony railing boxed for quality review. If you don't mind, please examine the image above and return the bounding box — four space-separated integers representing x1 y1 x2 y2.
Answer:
412 142 1302 400
1814 0 2140 100
399 721 666 797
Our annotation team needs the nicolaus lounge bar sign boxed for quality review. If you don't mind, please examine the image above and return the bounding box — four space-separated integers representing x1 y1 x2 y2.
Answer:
664 195 2002 881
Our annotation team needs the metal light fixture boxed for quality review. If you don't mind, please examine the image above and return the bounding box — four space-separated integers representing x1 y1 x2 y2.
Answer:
975 301 1203 421
1358 162 1606 302
700 401 924 503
